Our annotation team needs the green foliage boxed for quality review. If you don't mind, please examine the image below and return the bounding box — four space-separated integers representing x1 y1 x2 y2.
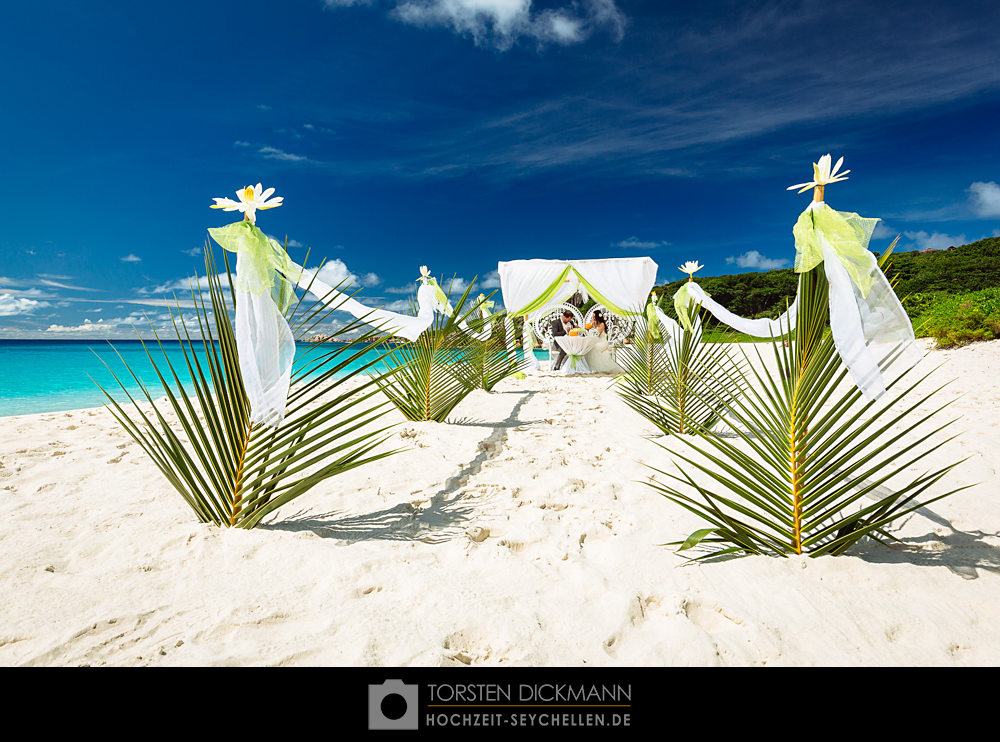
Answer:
95 243 400 529
373 281 482 422
912 287 1000 348
468 312 529 391
884 236 1000 294
618 305 746 435
616 317 671 397
644 267 967 559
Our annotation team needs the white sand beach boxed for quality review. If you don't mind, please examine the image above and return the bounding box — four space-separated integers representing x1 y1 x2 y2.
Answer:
1 338 998 667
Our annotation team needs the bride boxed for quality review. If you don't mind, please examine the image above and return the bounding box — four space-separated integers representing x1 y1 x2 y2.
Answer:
586 310 623 373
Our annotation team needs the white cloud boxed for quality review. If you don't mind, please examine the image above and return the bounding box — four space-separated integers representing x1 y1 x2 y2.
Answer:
120 254 142 263
44 309 205 337
258 146 310 162
149 275 215 294
333 0 627 50
613 236 670 250
726 251 790 271
310 261 382 289
872 222 897 240
266 235 304 249
903 231 966 251
479 270 501 289
383 299 414 312
314 259 359 288
38 278 100 292
182 246 203 256
968 181 1000 218
0 293 50 316
46 318 108 333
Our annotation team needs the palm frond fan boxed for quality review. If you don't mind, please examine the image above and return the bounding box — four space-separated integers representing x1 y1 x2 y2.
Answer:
372 275 483 421
642 156 969 558
619 300 747 435
95 240 401 529
465 296 529 391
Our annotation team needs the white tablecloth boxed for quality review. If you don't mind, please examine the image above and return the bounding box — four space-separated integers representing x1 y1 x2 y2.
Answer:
554 335 599 374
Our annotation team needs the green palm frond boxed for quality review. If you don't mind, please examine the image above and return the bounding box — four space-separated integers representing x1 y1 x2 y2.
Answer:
644 266 968 558
94 239 402 529
616 317 672 397
619 304 749 435
465 310 529 391
372 278 482 422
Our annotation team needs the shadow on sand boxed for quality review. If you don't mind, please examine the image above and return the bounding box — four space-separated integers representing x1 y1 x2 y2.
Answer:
264 391 540 543
857 527 1000 580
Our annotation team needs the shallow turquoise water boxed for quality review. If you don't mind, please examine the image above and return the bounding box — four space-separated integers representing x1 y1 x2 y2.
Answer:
0 340 550 417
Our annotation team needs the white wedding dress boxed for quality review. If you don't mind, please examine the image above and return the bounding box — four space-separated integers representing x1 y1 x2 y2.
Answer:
585 329 623 373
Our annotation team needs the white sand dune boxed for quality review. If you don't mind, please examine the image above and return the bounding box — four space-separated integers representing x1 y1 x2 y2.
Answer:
1 338 998 666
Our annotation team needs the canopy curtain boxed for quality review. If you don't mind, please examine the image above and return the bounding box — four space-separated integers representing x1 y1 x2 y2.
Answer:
498 257 659 371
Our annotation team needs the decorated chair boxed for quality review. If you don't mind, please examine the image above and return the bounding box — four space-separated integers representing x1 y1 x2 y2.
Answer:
531 304 585 349
583 304 634 345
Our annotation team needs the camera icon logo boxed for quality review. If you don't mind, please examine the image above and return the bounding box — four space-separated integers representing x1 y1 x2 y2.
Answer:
368 679 419 730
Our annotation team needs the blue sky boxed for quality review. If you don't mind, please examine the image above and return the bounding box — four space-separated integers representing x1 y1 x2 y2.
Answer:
1 0 999 337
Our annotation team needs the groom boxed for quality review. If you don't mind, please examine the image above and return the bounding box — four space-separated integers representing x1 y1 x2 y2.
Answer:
550 309 576 371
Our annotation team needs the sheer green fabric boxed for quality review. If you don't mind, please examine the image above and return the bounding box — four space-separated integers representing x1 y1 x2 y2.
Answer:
645 298 662 340
426 278 451 310
508 265 574 316
673 283 693 332
208 220 298 313
507 264 647 318
571 269 641 317
793 204 879 297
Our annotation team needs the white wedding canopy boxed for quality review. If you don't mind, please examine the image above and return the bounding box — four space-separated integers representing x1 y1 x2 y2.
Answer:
497 257 659 369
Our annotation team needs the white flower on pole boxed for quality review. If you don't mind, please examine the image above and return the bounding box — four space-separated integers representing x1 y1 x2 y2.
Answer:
678 260 703 278
787 154 850 194
418 265 432 283
210 183 283 224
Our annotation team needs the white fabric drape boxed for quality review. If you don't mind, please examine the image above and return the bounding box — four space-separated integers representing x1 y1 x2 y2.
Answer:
680 252 918 400
819 239 922 398
497 257 658 315
571 258 658 312
653 305 686 345
234 288 296 429
296 264 435 341
685 282 797 339
236 263 438 428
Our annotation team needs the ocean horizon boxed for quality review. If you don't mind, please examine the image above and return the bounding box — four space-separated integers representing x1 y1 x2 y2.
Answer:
0 339 549 417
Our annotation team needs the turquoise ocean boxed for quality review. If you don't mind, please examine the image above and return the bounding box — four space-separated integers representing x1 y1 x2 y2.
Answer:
0 339 549 417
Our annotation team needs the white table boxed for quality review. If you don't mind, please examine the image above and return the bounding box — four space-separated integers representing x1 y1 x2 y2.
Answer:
554 335 599 374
